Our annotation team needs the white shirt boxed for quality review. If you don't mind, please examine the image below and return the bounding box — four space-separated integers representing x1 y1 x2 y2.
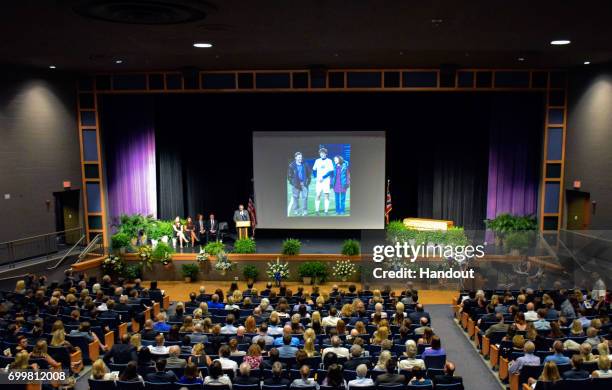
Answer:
313 158 334 182
216 357 238 373
349 377 375 388
322 316 339 327
323 346 350 358
524 310 538 322
148 345 170 355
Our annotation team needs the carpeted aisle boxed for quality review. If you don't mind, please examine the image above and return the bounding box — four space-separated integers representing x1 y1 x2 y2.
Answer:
428 304 501 389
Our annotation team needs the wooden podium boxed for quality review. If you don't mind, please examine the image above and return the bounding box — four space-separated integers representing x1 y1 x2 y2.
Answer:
236 220 251 239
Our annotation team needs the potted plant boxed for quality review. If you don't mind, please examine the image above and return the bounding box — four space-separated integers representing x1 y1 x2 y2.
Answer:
214 251 234 275
298 262 314 285
122 263 143 281
233 238 256 254
111 232 131 254
341 239 360 256
504 231 532 256
181 263 200 283
137 245 154 270
243 264 259 284
267 258 290 286
332 259 357 282
102 255 124 276
152 242 174 269
157 220 174 244
281 238 302 255
146 221 163 247
310 261 328 284
204 241 226 258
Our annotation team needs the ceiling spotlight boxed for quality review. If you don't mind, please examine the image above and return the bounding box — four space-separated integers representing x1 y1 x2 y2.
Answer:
115 60 123 64
49 65 56 69
584 61 590 65
518 57 525 62
550 39 571 45
193 42 213 48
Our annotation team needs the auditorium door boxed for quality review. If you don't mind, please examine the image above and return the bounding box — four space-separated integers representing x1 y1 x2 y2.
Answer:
54 189 81 244
566 190 590 230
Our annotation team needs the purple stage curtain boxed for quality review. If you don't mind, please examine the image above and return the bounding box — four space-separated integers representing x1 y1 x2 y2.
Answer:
486 94 543 220
102 96 157 223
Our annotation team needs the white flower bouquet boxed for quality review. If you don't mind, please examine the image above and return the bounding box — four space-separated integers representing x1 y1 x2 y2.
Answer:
332 259 357 280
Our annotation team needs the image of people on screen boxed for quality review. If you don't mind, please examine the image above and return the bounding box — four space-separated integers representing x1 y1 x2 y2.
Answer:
286 144 350 217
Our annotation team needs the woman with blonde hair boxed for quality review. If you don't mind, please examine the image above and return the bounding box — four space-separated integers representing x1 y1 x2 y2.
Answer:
530 361 561 389
374 350 392 371
526 322 538 341
304 337 319 357
370 289 383 305
592 355 612 378
570 319 584 336
189 343 212 366
341 304 353 318
418 327 434 345
201 317 213 333
90 358 113 380
354 321 367 335
244 316 257 333
10 351 32 369
244 344 263 369
199 301 210 317
372 326 390 345
336 319 347 335
311 311 322 323
30 340 61 368
232 290 243 303
398 339 425 371
15 280 26 294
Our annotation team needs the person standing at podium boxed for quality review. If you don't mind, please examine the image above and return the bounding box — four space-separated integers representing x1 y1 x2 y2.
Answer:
233 204 250 223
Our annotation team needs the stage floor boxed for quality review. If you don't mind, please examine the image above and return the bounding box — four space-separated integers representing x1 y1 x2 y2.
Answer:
157 281 457 305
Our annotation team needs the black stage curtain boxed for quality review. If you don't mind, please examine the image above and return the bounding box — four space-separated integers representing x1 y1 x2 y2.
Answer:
103 92 544 228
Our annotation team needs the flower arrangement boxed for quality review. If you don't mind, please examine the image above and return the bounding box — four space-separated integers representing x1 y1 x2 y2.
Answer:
213 251 234 274
102 255 124 275
331 259 357 281
267 257 290 285
137 245 154 269
196 248 208 263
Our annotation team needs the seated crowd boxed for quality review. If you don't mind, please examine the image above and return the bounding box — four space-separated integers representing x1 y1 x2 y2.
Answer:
460 284 612 389
1 273 464 389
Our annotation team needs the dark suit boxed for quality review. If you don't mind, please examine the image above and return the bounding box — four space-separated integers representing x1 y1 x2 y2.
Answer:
562 369 589 379
195 219 206 242
233 210 250 222
287 160 312 215
375 373 406 385
343 357 372 371
205 219 218 243
103 343 137 364
234 375 260 385
145 371 178 383
263 377 291 386
434 374 463 387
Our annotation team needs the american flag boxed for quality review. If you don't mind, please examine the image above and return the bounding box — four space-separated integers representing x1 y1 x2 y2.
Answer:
385 179 392 225
248 197 258 235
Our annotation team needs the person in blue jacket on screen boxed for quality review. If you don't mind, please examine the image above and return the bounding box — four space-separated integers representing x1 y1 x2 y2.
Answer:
287 152 312 216
331 155 350 215
312 147 334 215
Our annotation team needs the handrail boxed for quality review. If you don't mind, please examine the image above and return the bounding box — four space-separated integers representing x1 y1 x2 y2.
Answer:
0 227 82 246
0 273 29 282
46 234 87 270
74 234 103 264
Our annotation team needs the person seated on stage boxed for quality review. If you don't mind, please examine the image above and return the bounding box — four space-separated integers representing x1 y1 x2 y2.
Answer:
205 213 218 243
184 216 199 247
195 214 206 244
172 216 189 249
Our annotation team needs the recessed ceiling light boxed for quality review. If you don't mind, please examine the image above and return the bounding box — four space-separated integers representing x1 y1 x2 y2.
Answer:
584 61 590 65
550 39 571 45
193 42 213 48
115 60 123 64
518 57 525 62
49 65 56 69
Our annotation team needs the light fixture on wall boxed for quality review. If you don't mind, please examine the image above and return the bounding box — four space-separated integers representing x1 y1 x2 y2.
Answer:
49 65 56 69
115 59 123 64
550 39 571 45
584 61 591 65
193 42 213 48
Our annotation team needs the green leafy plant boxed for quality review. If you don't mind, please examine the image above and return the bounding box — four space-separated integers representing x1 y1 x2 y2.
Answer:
504 231 534 253
242 264 259 281
117 214 152 239
181 263 200 280
311 261 328 282
233 238 256 254
151 242 174 264
281 238 302 255
386 220 406 235
102 255 124 275
123 263 143 280
145 221 163 240
485 214 537 234
111 232 131 250
341 239 361 256
158 220 174 238
298 261 327 280
205 241 226 256
298 262 315 278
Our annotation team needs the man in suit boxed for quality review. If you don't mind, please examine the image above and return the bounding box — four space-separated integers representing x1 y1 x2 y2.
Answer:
145 358 179 383
205 213 218 243
434 362 464 388
375 360 405 385
287 151 312 216
195 214 206 243
233 204 250 223
263 361 291 387
102 334 137 364
485 313 509 337
165 345 187 369
562 355 590 379
343 345 372 371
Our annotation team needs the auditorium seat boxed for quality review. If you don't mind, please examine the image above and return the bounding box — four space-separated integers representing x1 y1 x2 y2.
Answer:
406 384 433 390
88 379 116 390
261 385 289 390
115 381 145 390
561 378 591 390
143 382 173 390
233 384 260 390
423 354 446 369
435 384 464 390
